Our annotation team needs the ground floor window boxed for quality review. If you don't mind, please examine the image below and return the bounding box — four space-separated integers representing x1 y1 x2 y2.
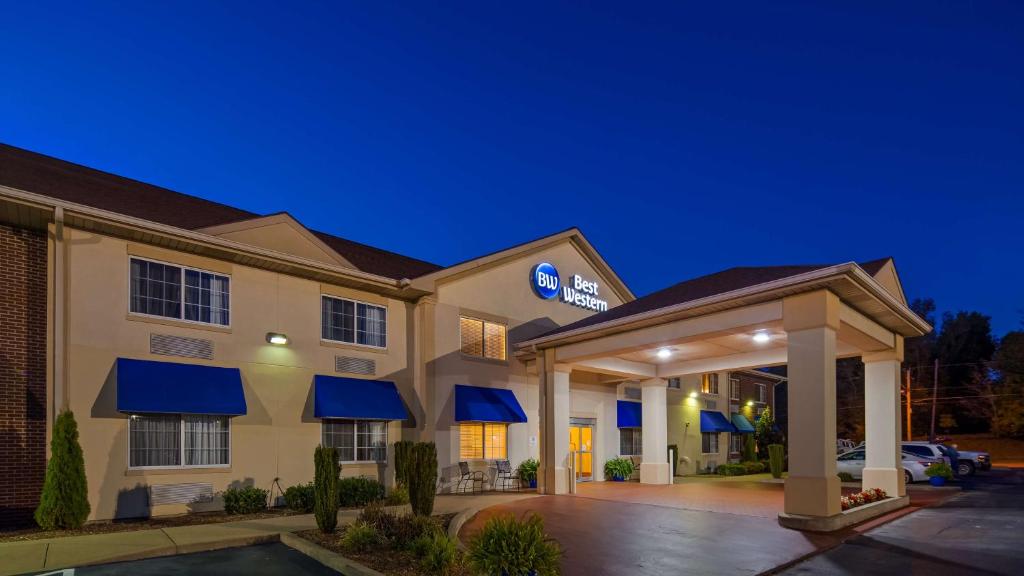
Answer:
322 419 387 462
459 422 508 460
129 414 230 468
701 432 719 454
730 434 744 455
619 428 642 456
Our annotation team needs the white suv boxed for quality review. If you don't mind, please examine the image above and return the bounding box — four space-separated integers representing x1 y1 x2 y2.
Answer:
901 441 989 476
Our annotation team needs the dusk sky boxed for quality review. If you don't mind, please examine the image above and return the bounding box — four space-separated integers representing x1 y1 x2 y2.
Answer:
2 1 1021 335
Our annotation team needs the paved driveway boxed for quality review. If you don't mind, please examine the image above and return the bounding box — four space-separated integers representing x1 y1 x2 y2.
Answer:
459 479 956 576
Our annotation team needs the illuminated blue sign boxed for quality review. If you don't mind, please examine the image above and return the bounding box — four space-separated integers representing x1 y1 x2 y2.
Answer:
531 262 560 299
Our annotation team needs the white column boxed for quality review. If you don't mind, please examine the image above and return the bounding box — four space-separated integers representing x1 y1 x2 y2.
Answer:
640 378 670 484
783 291 841 518
862 339 905 497
539 348 571 495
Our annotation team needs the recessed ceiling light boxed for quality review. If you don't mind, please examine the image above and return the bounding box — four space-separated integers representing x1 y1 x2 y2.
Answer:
656 348 673 359
752 331 771 344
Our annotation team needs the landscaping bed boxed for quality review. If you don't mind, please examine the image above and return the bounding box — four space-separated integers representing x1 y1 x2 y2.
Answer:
297 513 461 576
0 507 301 543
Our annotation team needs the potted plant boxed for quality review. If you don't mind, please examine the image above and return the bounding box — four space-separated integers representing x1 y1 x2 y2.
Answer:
925 461 953 486
604 458 634 481
518 458 540 489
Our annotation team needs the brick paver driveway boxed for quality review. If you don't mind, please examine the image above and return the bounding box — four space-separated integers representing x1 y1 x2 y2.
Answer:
460 480 953 576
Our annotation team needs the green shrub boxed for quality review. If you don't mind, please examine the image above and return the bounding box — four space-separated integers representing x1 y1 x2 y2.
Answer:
768 444 785 479
743 434 756 462
417 530 462 575
283 482 315 513
222 486 269 514
467 514 561 576
741 461 765 474
35 411 90 529
925 462 953 479
837 472 855 482
314 445 340 533
716 463 746 476
409 442 438 516
385 483 410 506
394 440 415 489
517 458 540 484
340 521 382 553
338 476 385 507
603 457 634 480
391 513 440 550
358 501 398 537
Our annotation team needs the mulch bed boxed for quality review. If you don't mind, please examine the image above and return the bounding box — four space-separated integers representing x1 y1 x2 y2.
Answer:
0 507 302 542
297 513 461 576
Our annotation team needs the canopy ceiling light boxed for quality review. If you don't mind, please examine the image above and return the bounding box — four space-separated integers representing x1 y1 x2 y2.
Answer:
751 331 771 344
656 348 673 359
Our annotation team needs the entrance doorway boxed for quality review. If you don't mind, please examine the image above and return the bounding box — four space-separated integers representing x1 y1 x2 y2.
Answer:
569 418 595 482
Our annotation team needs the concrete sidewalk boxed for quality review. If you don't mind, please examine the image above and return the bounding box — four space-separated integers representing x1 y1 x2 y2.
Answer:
2 493 534 576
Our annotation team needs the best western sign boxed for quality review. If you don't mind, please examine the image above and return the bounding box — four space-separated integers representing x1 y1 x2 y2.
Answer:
530 262 609 312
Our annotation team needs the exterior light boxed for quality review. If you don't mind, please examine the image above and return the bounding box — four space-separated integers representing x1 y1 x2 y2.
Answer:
266 332 289 345
689 391 698 399
746 400 754 407
752 331 770 344
656 348 673 359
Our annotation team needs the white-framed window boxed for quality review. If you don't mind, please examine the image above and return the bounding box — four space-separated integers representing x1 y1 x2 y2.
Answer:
321 295 387 348
128 414 230 469
459 422 508 459
459 316 507 361
729 378 740 401
757 383 767 403
129 257 230 326
701 432 719 454
321 419 387 462
619 428 642 456
701 373 719 395
730 434 743 455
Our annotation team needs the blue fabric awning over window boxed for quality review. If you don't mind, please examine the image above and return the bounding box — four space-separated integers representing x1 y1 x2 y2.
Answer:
700 410 737 433
617 400 642 428
454 385 527 423
314 375 407 420
116 358 247 415
731 413 756 434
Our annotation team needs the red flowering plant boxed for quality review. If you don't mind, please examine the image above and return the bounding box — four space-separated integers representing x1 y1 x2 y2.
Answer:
840 488 890 511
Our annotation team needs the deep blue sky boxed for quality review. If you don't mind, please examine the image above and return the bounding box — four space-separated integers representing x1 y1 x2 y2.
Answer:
2 1 1021 335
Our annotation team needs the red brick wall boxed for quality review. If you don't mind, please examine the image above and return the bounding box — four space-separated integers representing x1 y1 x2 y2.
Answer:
0 223 47 528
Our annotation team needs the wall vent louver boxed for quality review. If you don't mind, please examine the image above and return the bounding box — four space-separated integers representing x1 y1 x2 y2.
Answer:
335 356 376 375
149 483 213 506
150 333 214 360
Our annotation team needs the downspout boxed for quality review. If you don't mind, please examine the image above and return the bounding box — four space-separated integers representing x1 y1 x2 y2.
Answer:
53 206 68 414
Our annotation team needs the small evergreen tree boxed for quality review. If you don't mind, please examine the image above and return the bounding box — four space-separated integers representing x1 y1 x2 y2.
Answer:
394 440 414 488
408 442 438 516
768 444 785 479
755 406 781 457
314 445 340 533
742 434 756 462
35 411 90 529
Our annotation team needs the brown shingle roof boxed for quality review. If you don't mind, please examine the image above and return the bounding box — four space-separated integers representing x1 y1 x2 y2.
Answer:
0 143 442 279
530 259 892 340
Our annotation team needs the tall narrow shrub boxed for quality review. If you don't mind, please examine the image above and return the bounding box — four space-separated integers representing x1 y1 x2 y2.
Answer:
742 434 756 463
314 445 340 533
394 440 414 488
768 444 785 479
35 411 90 530
408 442 438 516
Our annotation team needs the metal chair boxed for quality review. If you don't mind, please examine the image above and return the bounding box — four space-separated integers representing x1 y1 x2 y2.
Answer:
457 461 486 494
494 460 521 492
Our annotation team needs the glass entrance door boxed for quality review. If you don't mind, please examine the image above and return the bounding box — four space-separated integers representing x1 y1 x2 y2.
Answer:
569 418 595 482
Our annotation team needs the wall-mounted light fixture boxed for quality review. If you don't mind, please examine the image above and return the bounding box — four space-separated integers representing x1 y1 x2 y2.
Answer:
266 332 289 345
746 400 754 407
689 391 698 399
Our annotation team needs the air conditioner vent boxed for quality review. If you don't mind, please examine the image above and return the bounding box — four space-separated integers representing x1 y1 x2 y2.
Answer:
150 334 214 360
335 356 376 376
623 387 641 400
149 482 213 506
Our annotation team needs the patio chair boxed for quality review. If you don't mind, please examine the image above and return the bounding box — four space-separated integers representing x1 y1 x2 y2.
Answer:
494 460 521 492
457 461 487 494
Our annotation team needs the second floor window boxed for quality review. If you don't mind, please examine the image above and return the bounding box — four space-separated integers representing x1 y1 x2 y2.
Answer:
321 295 387 348
460 316 506 361
729 378 740 401
757 384 767 403
130 257 230 326
701 373 719 395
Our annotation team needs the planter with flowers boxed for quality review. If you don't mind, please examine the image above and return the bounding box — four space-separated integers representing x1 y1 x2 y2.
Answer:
840 488 888 511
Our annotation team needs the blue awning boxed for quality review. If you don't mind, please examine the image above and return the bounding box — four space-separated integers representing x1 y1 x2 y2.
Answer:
116 358 246 415
617 400 642 428
454 385 527 423
731 413 755 434
314 375 407 420
700 410 737 433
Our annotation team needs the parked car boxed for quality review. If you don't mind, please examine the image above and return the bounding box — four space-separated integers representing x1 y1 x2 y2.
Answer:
836 448 940 485
837 439 856 454
901 441 990 476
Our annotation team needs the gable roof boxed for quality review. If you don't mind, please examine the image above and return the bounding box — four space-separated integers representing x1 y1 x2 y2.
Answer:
529 259 900 341
0 143 442 280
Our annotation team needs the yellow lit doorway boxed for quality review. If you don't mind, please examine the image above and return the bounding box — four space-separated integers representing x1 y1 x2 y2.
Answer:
569 418 595 482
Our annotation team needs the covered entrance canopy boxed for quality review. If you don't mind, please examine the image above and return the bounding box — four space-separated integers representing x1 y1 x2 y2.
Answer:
517 259 930 527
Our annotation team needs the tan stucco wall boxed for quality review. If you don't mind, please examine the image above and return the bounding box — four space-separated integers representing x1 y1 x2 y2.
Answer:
64 227 411 520
427 240 626 487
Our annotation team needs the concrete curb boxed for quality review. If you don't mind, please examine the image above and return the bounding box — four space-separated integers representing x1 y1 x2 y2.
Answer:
447 506 482 550
279 532 384 576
